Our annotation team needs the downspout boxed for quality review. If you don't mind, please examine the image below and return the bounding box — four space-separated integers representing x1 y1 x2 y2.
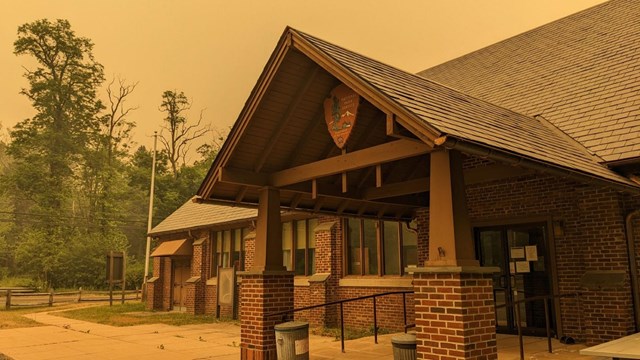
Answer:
625 209 640 332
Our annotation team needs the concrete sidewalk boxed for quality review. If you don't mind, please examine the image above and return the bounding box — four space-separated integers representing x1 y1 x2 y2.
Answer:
0 311 605 360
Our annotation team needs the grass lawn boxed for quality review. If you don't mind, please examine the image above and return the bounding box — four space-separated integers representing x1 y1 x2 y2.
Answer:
0 303 84 330
56 302 227 327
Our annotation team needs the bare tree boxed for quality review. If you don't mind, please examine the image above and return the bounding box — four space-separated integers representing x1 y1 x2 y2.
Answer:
103 77 138 164
158 90 209 177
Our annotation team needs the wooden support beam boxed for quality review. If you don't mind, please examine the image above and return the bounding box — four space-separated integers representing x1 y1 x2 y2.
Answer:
270 139 431 187
357 204 368 216
386 113 395 136
362 163 532 201
363 177 429 200
312 179 317 199
253 187 285 271
377 205 389 218
313 197 325 212
254 67 319 172
337 199 349 214
290 193 302 209
234 186 248 203
342 172 348 193
375 164 382 188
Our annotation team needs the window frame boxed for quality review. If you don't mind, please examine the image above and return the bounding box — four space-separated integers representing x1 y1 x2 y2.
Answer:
209 227 247 278
344 218 417 277
282 218 317 276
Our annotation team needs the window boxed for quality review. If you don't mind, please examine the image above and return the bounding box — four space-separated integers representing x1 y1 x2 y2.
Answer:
345 218 417 276
282 219 317 276
209 227 248 277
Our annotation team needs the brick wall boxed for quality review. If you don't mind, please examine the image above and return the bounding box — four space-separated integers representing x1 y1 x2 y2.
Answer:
464 163 636 344
337 286 415 332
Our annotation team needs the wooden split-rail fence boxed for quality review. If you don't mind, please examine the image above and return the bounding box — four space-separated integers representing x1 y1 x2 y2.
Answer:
0 287 141 310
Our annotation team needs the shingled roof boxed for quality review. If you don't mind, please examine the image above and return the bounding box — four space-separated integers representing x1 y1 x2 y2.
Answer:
293 29 637 189
418 0 640 163
149 197 257 236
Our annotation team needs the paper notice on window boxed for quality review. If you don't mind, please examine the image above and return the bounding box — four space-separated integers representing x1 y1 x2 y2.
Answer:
295 338 309 355
525 245 538 261
516 261 530 273
510 247 525 260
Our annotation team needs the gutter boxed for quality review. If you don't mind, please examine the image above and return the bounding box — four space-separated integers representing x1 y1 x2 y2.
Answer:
625 209 640 332
433 135 639 193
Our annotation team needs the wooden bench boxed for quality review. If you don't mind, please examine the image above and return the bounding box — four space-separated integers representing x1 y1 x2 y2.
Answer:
580 332 640 359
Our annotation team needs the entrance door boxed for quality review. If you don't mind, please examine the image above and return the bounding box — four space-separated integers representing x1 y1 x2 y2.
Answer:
172 259 190 311
475 223 553 335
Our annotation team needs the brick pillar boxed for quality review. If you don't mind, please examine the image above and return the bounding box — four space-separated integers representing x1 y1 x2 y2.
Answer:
146 256 165 310
187 238 207 315
413 267 498 360
162 257 172 310
239 271 294 360
239 187 293 360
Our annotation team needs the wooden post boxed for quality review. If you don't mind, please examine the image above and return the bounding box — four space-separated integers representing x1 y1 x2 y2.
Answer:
77 287 82 302
135 286 139 300
48 288 54 307
121 251 127 304
109 251 114 307
5 289 11 310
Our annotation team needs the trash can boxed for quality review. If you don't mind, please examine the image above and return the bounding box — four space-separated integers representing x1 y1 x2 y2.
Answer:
274 321 309 360
391 333 417 360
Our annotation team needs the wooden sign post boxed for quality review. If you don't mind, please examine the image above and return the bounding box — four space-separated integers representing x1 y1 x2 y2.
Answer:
106 251 126 306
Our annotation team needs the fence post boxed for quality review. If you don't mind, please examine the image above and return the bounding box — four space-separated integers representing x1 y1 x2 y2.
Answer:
77 287 82 303
373 296 378 344
48 288 54 307
5 289 11 310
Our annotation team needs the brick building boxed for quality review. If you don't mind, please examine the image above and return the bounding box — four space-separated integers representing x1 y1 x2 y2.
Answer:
147 1 640 359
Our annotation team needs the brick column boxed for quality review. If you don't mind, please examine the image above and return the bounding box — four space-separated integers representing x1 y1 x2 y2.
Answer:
187 238 207 315
239 187 293 360
413 267 498 360
146 256 165 310
239 271 294 360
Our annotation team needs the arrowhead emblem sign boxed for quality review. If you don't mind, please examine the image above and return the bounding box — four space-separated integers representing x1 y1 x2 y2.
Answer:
323 84 360 149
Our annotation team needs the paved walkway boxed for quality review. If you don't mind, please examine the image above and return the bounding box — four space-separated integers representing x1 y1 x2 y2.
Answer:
0 311 607 360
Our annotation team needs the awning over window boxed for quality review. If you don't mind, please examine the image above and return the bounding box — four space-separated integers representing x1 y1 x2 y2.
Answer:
150 239 192 257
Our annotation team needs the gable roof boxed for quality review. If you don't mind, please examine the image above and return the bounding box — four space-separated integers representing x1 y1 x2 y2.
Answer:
418 0 640 164
294 29 636 188
198 26 638 204
149 197 257 237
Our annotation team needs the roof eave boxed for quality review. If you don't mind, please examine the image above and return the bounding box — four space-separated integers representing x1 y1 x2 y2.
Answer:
437 135 640 194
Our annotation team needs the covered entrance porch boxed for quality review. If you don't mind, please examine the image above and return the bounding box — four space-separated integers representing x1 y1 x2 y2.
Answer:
196 28 638 360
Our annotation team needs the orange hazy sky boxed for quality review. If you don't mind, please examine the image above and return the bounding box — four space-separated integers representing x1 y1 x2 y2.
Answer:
1 0 607 154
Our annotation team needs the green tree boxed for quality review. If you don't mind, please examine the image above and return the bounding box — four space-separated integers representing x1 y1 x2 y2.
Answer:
10 19 105 211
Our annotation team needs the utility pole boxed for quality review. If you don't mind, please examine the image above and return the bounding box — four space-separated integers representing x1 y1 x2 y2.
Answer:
142 131 158 301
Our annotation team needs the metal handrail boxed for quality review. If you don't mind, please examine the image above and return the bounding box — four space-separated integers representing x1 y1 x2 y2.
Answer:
495 292 581 360
268 290 414 353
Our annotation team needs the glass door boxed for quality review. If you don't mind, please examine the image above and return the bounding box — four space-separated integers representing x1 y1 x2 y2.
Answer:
475 223 553 335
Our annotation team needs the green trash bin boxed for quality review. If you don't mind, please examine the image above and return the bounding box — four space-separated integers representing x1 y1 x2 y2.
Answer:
391 333 417 360
274 321 309 360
